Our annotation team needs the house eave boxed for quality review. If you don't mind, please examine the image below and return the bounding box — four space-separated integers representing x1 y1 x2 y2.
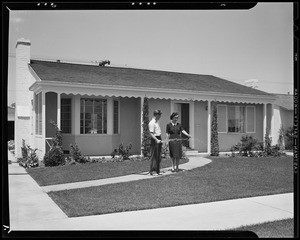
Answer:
29 81 277 104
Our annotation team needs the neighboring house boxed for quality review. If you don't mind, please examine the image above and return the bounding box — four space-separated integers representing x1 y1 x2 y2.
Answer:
8 106 15 141
272 93 294 147
15 38 279 160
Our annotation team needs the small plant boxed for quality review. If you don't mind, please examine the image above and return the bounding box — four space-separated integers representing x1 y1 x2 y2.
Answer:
43 121 65 167
161 142 170 159
278 125 285 150
70 143 88 163
210 101 219 156
111 143 132 160
43 146 65 167
284 126 293 150
18 139 39 168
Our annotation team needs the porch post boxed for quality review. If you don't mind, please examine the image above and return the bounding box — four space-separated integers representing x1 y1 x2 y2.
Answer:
271 103 275 145
57 93 61 129
42 91 46 156
263 103 267 143
207 100 211 154
140 96 144 156
189 102 195 149
107 98 113 135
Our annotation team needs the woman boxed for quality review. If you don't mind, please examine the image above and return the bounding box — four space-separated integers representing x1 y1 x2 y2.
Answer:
166 112 191 172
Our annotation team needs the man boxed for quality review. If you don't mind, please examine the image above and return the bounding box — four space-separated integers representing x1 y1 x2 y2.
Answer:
148 110 163 175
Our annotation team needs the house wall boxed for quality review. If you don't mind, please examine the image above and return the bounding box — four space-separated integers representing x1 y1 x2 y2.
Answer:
194 101 207 152
273 105 293 146
119 97 141 154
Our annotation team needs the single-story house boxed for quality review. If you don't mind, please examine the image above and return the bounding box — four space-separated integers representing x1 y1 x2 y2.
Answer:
14 38 280 160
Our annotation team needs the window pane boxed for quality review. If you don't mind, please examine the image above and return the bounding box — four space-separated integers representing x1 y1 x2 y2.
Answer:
247 107 255 132
228 106 236 132
61 98 72 133
114 100 119 134
237 107 245 133
217 105 226 132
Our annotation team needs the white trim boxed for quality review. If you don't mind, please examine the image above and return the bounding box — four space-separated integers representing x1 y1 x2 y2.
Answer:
57 93 61 129
42 91 46 155
207 100 211 154
29 80 277 104
107 98 113 135
189 102 195 149
74 95 80 135
140 97 144 155
263 103 267 139
271 103 275 144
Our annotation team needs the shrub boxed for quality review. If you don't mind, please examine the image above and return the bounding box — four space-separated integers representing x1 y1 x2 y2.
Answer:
43 146 65 167
230 133 285 158
70 143 88 163
141 97 151 157
18 139 39 168
43 121 65 167
278 125 285 150
284 126 293 150
161 142 170 159
210 101 219 156
263 133 286 157
111 143 132 160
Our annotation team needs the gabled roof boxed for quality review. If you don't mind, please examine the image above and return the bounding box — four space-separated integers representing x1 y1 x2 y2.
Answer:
29 60 272 96
274 94 294 110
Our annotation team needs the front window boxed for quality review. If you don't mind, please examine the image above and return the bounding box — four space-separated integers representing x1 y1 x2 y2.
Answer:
80 98 107 134
218 104 256 133
228 106 245 133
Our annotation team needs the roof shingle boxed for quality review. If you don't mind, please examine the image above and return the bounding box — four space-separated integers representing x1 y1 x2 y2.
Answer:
29 60 272 96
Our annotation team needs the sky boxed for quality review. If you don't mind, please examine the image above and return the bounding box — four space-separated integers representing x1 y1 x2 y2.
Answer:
7 2 294 106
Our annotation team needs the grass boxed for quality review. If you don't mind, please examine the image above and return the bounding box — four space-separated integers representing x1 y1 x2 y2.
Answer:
27 157 188 186
229 218 294 238
38 156 294 217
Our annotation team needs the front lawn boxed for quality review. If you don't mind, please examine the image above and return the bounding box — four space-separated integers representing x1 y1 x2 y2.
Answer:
45 156 293 217
27 157 189 186
229 218 294 238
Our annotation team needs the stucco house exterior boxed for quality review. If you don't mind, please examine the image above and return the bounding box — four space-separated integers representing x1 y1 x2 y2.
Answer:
272 93 293 148
15 38 281 160
7 106 15 141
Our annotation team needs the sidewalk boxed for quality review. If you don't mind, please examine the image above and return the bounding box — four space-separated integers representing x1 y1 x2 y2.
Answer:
7 150 294 231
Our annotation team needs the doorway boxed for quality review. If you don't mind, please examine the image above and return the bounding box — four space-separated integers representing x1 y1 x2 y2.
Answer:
174 103 190 148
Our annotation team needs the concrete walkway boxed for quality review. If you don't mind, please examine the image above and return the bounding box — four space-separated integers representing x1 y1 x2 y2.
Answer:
7 150 294 231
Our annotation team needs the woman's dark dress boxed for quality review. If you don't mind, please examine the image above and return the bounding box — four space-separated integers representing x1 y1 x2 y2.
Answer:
166 123 183 159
